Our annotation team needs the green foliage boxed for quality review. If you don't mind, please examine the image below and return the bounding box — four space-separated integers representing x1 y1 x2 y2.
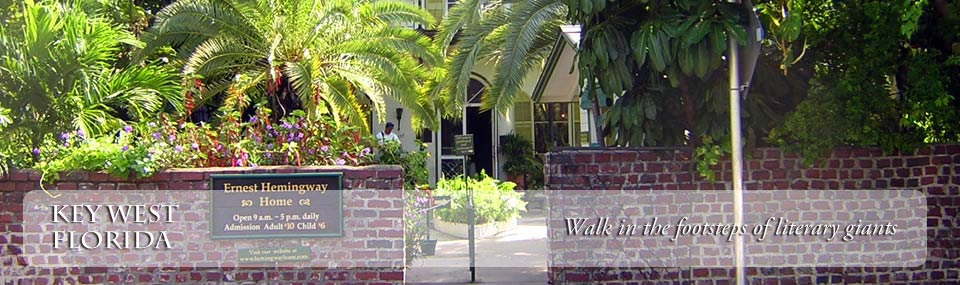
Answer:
693 135 729 181
403 186 431 265
434 0 565 116
33 105 376 183
33 130 169 182
565 0 785 149
145 0 441 133
375 140 430 190
0 0 182 170
768 0 960 162
434 172 526 224
565 0 959 163
499 133 543 189
757 0 809 72
0 106 11 175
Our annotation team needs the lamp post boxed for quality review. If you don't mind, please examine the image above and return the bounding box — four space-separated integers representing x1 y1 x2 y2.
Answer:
727 1 762 285
395 108 404 130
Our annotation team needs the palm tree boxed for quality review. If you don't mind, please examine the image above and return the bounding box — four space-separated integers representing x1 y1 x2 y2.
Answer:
433 0 566 116
144 0 442 133
0 0 182 154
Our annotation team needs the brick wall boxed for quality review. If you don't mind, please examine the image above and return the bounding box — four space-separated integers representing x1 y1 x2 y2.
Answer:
0 165 405 284
544 144 959 283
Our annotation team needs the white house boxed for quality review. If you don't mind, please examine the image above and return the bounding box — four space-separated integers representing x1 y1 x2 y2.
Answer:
375 1 592 185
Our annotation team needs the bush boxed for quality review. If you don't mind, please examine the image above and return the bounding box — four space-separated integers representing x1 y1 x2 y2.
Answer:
433 172 526 224
403 186 431 265
32 105 376 183
374 140 429 190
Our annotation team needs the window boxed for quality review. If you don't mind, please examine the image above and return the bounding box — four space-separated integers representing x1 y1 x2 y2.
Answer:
513 95 534 143
424 0 446 23
534 103 570 153
530 103 589 153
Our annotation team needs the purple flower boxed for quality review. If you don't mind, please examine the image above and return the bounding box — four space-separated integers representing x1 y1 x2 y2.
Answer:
152 132 162 140
265 152 272 158
335 158 345 166
266 124 273 131
341 151 348 158
215 144 223 152
63 142 69 147
287 133 295 141
32 148 40 155
321 145 329 152
121 145 129 152
76 129 85 138
190 143 199 150
241 152 248 160
123 125 133 133
362 147 371 155
168 134 176 141
60 132 70 141
281 122 293 129
308 149 314 155
267 143 274 149
174 145 183 152
297 132 304 140
248 116 258 123
148 122 156 128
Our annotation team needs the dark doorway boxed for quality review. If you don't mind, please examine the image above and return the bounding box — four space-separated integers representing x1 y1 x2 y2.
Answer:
466 106 493 177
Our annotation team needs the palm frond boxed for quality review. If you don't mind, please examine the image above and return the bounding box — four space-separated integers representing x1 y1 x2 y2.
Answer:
360 0 435 27
484 0 565 112
434 0 489 53
443 7 508 117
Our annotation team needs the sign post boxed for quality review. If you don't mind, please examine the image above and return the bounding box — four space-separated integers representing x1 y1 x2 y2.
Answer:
454 134 476 282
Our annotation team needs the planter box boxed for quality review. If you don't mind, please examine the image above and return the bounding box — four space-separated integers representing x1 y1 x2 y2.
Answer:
432 216 518 239
420 240 437 256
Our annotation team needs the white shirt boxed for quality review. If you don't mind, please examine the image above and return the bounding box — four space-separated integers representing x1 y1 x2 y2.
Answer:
377 131 400 145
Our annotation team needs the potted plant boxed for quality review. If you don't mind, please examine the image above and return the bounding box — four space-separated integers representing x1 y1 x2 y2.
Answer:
499 134 542 190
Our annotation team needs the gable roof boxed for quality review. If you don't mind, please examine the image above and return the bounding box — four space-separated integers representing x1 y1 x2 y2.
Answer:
531 25 581 104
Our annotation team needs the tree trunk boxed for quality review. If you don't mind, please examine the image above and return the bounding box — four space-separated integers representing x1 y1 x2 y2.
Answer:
679 79 699 146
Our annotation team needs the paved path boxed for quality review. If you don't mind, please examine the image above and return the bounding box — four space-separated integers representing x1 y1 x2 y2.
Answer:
405 211 548 284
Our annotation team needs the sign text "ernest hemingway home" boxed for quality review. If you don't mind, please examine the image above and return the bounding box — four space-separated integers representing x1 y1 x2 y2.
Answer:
223 182 329 194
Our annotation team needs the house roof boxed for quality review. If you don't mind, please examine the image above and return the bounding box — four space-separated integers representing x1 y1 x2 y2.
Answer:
531 25 581 104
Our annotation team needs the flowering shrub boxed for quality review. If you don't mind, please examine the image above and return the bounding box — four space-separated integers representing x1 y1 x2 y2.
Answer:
404 186 432 265
34 127 170 182
154 107 373 168
33 106 375 182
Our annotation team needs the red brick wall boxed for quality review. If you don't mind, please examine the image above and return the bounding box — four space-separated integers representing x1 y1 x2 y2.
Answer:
0 166 405 284
544 144 959 283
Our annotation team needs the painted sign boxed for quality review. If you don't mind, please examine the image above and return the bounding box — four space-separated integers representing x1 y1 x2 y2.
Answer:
210 173 343 239
455 134 475 155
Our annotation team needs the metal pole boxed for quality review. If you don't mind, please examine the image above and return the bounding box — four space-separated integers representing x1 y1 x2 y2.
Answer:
465 157 476 282
728 18 746 285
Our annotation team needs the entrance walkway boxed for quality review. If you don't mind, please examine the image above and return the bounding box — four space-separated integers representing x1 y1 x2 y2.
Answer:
405 211 548 284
